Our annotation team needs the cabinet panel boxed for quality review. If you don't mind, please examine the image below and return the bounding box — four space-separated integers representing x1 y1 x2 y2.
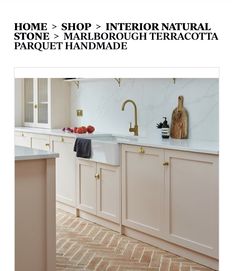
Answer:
24 79 34 123
31 134 50 151
97 164 120 223
165 150 218 258
51 136 76 207
15 132 31 147
77 160 97 215
122 145 165 237
37 79 48 124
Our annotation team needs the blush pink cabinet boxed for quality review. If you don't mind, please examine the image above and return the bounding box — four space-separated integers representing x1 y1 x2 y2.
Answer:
76 159 120 223
164 150 218 259
121 144 218 269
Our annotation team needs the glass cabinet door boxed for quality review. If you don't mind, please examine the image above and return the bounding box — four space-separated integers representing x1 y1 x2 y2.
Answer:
37 79 48 124
24 79 34 123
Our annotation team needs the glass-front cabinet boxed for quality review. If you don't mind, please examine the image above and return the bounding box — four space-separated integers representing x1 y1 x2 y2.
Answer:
22 78 71 129
24 78 50 128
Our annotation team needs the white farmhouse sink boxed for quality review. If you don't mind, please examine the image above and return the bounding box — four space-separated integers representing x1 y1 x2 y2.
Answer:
91 138 119 165
89 135 138 166
74 134 139 165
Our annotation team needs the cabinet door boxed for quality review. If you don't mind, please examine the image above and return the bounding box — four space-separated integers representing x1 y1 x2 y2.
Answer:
31 134 50 151
77 160 97 215
122 145 165 237
96 164 120 223
15 132 31 147
37 79 49 125
164 150 219 258
24 79 34 124
50 136 76 207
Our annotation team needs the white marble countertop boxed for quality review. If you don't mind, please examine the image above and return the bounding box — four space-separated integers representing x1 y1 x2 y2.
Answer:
15 127 219 155
15 146 59 161
15 127 110 138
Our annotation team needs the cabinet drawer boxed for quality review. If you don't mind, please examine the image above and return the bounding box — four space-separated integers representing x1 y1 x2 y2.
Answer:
31 134 50 151
15 132 32 147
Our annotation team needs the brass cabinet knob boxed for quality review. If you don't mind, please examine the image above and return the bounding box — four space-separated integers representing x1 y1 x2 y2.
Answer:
94 173 100 179
34 104 38 109
45 143 50 147
21 133 24 137
163 162 169 166
61 137 64 142
138 147 145 154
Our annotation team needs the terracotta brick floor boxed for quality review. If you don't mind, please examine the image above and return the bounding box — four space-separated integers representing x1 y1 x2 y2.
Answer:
56 208 215 271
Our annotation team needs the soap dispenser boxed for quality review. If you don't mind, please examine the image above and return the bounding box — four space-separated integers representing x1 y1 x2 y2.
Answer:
162 117 170 138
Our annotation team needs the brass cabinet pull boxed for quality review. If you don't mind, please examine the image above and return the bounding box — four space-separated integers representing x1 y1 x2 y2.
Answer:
45 143 50 147
61 137 64 142
138 147 145 154
163 162 169 166
94 173 100 180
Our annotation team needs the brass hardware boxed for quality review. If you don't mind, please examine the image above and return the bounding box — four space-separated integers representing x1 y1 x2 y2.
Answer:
76 109 83 117
114 78 121 87
94 173 100 179
163 162 169 166
173 78 176 84
34 104 38 109
121 99 139 136
61 137 64 142
45 143 50 147
138 147 145 154
21 133 24 137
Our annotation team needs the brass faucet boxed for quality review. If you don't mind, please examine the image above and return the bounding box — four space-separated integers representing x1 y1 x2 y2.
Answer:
121 99 139 136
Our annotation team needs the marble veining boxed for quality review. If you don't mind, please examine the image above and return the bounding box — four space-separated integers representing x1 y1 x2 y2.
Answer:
70 78 219 141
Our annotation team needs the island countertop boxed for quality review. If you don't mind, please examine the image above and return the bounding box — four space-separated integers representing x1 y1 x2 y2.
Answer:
15 145 59 161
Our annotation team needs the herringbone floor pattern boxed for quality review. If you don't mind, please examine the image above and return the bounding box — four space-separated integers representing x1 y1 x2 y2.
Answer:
56 208 215 271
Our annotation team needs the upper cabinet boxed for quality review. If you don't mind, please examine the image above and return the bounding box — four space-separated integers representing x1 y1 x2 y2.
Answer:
23 78 70 128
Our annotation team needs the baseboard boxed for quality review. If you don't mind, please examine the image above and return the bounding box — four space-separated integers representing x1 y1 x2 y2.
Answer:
77 209 121 233
122 226 218 270
56 201 77 215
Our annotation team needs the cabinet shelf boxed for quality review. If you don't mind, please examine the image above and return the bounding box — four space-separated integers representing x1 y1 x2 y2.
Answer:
64 78 121 88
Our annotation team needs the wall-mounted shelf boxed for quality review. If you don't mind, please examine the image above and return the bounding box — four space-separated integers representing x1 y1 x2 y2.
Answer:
64 78 121 88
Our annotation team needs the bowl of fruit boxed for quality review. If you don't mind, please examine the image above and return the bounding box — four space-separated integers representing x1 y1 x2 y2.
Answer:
62 125 95 134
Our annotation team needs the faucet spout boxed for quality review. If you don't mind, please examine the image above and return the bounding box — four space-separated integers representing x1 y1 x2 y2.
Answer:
121 99 139 136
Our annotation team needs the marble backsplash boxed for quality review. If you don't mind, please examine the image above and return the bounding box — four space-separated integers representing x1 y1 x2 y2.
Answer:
70 78 219 141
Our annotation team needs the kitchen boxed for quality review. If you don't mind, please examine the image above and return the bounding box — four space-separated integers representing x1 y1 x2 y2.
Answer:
15 76 219 271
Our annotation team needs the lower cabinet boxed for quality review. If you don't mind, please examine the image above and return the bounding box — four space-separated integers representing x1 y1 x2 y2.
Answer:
121 144 165 237
164 150 219 259
121 144 219 262
77 159 120 223
50 136 76 207
15 131 31 147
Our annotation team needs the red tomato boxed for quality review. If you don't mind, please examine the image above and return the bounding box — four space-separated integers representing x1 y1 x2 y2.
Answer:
87 125 95 133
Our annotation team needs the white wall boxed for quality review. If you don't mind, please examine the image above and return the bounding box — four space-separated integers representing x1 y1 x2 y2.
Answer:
15 79 23 127
70 78 219 141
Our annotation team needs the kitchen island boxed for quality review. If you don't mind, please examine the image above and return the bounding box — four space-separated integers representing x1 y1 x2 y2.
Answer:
15 146 59 271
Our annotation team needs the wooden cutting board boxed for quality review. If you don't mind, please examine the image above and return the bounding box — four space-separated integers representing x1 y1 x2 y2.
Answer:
170 96 188 139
